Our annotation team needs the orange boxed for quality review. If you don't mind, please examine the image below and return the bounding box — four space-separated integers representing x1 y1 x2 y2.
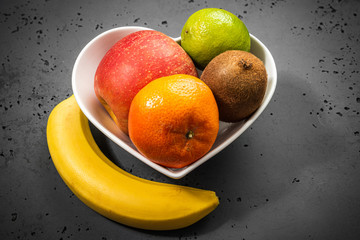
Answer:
128 74 219 168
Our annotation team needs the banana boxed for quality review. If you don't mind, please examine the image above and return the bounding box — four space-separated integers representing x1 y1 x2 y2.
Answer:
46 95 219 230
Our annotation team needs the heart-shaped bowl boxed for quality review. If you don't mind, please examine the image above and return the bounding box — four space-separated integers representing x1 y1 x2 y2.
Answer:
72 26 277 179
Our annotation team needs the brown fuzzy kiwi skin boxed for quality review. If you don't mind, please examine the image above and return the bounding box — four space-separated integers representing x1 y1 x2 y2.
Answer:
200 50 267 122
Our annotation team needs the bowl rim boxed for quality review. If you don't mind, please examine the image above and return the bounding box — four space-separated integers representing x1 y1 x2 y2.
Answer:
72 26 277 179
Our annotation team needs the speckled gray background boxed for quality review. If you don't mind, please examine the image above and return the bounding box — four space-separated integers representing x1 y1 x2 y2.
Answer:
1 0 359 239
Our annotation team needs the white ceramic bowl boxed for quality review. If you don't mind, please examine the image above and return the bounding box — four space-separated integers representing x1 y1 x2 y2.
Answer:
72 26 277 179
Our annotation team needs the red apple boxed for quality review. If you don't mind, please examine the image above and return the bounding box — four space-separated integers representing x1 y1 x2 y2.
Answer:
94 30 198 135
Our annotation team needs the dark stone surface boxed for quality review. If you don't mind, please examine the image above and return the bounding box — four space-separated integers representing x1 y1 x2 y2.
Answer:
1 0 359 239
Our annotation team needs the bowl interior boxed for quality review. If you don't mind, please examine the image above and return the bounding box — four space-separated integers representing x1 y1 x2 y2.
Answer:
72 26 277 179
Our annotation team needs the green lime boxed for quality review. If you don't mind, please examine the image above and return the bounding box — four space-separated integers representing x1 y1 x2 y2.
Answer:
181 8 251 69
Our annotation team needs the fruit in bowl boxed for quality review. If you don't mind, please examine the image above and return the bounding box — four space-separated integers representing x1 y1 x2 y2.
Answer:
72 25 276 178
94 30 198 135
201 50 267 122
128 74 219 168
181 8 251 69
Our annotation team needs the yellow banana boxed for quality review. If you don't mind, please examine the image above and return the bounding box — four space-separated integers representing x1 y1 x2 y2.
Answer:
46 95 219 230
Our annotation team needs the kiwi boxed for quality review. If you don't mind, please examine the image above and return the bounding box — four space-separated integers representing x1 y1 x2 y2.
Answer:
200 50 267 122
